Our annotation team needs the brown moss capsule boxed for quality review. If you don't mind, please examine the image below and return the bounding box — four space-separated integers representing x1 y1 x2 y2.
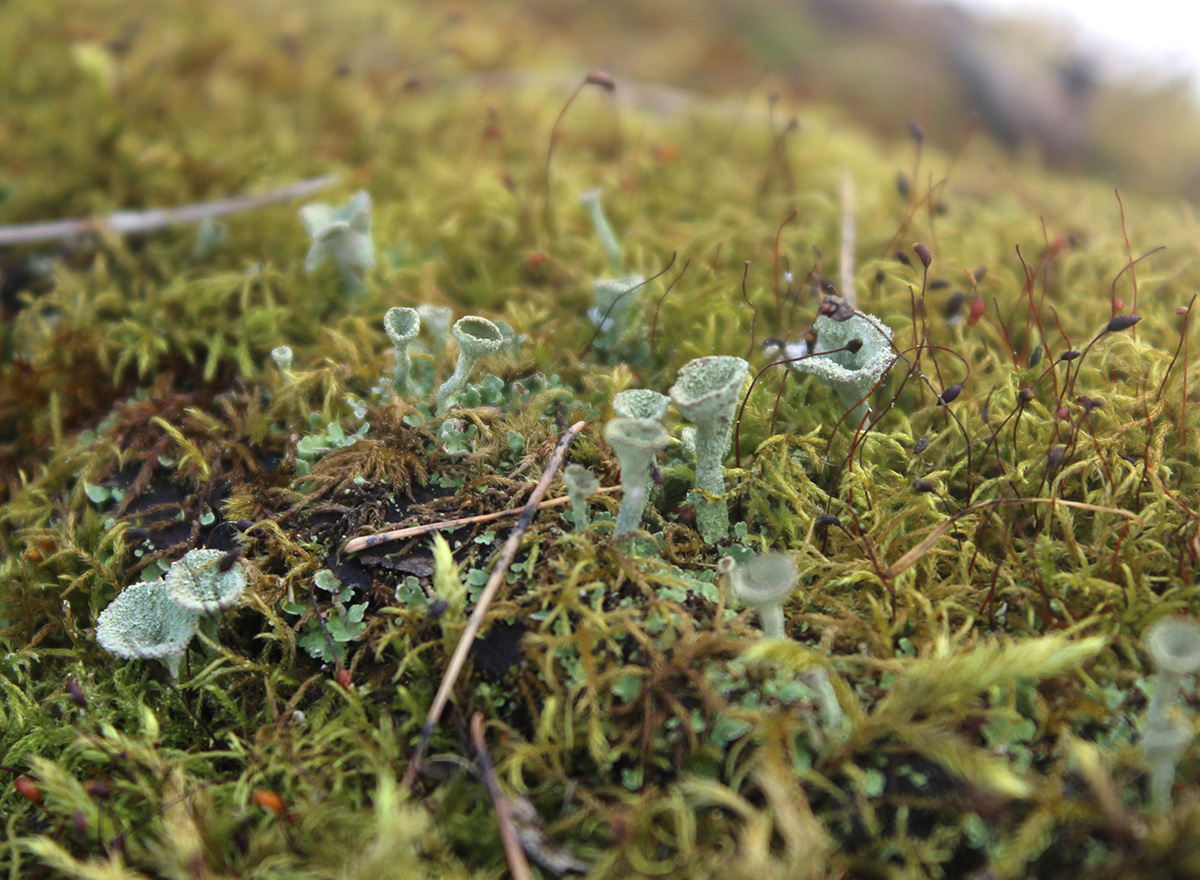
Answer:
913 479 936 493
815 513 842 529
584 70 616 91
896 250 911 267
84 780 111 800
1018 387 1035 405
968 296 986 325
1029 344 1043 367
14 777 40 805
913 242 932 268
217 549 243 572
938 384 963 405
1105 314 1141 334
1059 350 1081 362
845 338 863 354
896 171 911 198
253 789 287 815
818 295 855 322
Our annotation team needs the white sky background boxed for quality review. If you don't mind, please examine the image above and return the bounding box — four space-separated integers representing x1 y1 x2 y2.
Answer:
944 0 1200 94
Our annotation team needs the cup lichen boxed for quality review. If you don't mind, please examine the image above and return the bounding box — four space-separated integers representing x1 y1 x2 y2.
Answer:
165 548 249 613
1141 617 1200 809
669 355 749 543
383 306 421 396
435 316 504 415
723 552 798 639
604 417 669 541
95 578 201 680
299 190 375 294
612 388 670 422
563 463 600 531
780 312 895 421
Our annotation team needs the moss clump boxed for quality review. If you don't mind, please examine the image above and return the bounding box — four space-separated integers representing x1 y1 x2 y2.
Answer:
3 1 1200 878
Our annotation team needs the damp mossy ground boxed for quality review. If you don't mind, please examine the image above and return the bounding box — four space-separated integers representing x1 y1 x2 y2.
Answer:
3 1 1200 878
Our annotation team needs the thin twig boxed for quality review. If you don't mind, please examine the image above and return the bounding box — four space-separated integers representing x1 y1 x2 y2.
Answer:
470 713 535 880
343 484 620 553
401 421 587 791
0 174 339 246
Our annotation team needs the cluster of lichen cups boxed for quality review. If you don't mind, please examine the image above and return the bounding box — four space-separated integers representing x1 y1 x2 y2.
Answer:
601 357 749 545
95 549 249 679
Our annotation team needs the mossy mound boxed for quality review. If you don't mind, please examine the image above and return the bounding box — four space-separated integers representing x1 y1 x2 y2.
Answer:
3 1 1200 878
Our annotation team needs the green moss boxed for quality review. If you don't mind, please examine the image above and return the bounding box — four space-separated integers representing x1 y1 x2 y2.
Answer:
3 0 1200 877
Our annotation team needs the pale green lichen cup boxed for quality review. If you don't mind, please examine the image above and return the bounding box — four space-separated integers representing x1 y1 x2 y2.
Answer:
604 416 669 542
669 355 749 543
435 315 503 414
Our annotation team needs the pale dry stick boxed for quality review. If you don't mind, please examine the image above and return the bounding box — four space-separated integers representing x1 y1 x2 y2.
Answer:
343 484 621 553
470 713 535 880
0 174 339 246
882 497 1141 582
401 420 587 791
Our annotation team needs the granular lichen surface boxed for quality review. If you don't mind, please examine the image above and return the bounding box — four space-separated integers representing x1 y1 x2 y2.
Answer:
2 1 1200 878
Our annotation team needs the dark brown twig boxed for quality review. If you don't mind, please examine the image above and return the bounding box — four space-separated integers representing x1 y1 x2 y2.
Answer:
470 713 535 880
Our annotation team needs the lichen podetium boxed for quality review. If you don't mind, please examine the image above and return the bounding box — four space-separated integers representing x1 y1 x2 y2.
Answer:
3 0 1200 877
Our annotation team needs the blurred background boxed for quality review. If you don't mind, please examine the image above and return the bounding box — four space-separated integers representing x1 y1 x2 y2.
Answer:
507 0 1200 200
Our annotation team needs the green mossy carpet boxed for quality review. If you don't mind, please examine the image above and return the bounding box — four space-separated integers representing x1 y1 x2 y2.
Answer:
3 1 1200 877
